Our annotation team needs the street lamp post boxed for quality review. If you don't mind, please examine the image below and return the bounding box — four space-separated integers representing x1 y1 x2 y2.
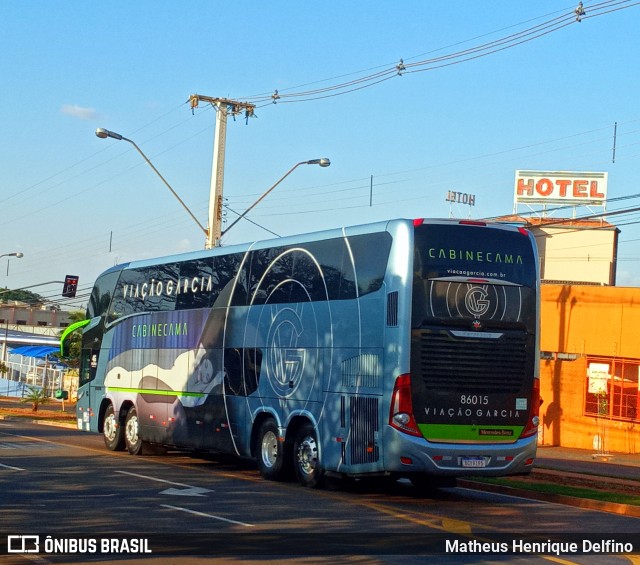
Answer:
1 251 23 392
221 158 331 240
96 127 330 248
0 252 23 276
95 128 208 241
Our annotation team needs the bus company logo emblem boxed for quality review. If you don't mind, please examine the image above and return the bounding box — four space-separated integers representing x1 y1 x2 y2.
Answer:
471 319 482 331
266 307 306 397
464 285 490 317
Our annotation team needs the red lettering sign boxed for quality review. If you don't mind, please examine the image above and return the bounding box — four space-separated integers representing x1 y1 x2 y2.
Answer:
514 171 607 204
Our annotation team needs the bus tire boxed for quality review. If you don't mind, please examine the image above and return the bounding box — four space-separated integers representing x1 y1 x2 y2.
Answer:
293 422 324 488
256 419 289 481
124 406 144 456
103 403 125 451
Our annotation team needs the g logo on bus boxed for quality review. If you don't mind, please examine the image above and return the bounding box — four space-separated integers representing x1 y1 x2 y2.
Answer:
266 307 306 397
465 285 490 317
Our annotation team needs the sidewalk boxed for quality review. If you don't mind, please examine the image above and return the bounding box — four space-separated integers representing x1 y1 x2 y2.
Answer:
535 445 640 482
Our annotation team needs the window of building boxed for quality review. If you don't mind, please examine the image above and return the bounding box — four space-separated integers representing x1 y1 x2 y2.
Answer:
584 357 640 422
557 352 579 361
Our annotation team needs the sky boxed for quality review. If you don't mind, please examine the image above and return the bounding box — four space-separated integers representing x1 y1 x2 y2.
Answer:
1 1 640 311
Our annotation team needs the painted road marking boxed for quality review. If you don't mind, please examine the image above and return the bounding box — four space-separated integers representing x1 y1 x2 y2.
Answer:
159 486 211 497
115 470 213 496
0 441 58 449
160 504 254 527
0 461 25 471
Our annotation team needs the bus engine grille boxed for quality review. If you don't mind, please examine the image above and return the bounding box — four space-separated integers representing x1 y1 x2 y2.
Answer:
349 396 379 465
411 329 529 393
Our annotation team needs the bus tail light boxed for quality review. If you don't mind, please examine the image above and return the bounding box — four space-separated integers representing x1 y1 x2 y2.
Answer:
520 378 541 439
459 220 487 227
389 374 422 437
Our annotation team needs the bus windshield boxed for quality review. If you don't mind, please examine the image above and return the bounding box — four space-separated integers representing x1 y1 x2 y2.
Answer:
412 222 537 330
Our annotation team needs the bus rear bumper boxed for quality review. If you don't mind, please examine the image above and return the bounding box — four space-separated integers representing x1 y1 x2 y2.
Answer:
384 427 538 477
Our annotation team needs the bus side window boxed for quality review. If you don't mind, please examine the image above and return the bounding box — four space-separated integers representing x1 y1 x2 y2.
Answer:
79 349 98 386
243 348 262 396
224 348 262 396
224 348 243 395
176 259 212 310
348 232 393 296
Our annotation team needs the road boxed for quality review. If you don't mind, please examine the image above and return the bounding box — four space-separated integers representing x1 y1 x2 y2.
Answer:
1 421 639 564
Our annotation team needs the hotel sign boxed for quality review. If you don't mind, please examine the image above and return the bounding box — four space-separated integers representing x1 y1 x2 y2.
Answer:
446 191 476 206
514 170 607 205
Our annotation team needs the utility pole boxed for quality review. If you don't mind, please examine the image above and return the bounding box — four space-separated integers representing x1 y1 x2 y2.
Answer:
189 95 256 249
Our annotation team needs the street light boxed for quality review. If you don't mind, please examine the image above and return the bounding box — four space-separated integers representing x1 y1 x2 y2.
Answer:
221 158 331 240
1 252 23 389
0 252 23 276
95 128 208 240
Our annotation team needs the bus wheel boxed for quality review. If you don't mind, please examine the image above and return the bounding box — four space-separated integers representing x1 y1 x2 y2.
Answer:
103 404 125 451
124 406 144 456
256 419 289 481
293 422 324 488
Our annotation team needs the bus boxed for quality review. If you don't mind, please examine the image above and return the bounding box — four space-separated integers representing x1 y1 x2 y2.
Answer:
73 218 540 488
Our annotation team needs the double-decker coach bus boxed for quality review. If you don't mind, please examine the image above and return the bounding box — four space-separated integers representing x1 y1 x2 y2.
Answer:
73 218 540 488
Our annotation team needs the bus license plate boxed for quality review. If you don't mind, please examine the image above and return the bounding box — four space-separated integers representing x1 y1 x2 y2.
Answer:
461 457 487 468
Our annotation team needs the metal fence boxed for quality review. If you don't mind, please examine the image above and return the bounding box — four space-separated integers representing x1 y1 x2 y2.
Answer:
3 354 69 398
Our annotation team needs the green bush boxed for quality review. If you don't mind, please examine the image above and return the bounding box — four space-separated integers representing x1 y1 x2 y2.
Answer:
21 385 49 412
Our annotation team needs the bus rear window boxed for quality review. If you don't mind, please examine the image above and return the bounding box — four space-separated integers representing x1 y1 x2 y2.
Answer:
414 223 536 287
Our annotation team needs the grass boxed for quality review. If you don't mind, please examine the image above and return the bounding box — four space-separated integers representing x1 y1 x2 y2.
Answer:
471 476 640 506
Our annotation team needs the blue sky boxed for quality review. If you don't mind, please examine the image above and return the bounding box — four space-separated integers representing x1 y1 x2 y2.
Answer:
2 1 640 308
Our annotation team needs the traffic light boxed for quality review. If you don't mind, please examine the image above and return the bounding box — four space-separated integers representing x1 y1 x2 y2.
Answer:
62 275 79 298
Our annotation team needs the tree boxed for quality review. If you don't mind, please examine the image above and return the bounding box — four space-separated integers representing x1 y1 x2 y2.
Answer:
56 310 86 369
21 385 49 412
0 288 45 306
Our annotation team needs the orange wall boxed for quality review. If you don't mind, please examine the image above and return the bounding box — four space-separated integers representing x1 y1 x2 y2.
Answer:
541 285 640 358
538 357 640 453
539 285 640 453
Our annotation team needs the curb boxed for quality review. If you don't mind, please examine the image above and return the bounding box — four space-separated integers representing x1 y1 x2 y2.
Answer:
32 419 77 429
458 479 640 517
0 415 77 429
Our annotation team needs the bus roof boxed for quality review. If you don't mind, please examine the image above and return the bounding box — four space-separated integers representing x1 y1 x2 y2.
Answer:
106 218 527 273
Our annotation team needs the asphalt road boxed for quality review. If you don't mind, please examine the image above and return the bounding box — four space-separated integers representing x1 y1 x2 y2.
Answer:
1 421 640 564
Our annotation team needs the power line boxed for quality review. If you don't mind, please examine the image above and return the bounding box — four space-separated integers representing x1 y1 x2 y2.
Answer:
237 1 638 106
3 1 639 291
4 2 637 221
